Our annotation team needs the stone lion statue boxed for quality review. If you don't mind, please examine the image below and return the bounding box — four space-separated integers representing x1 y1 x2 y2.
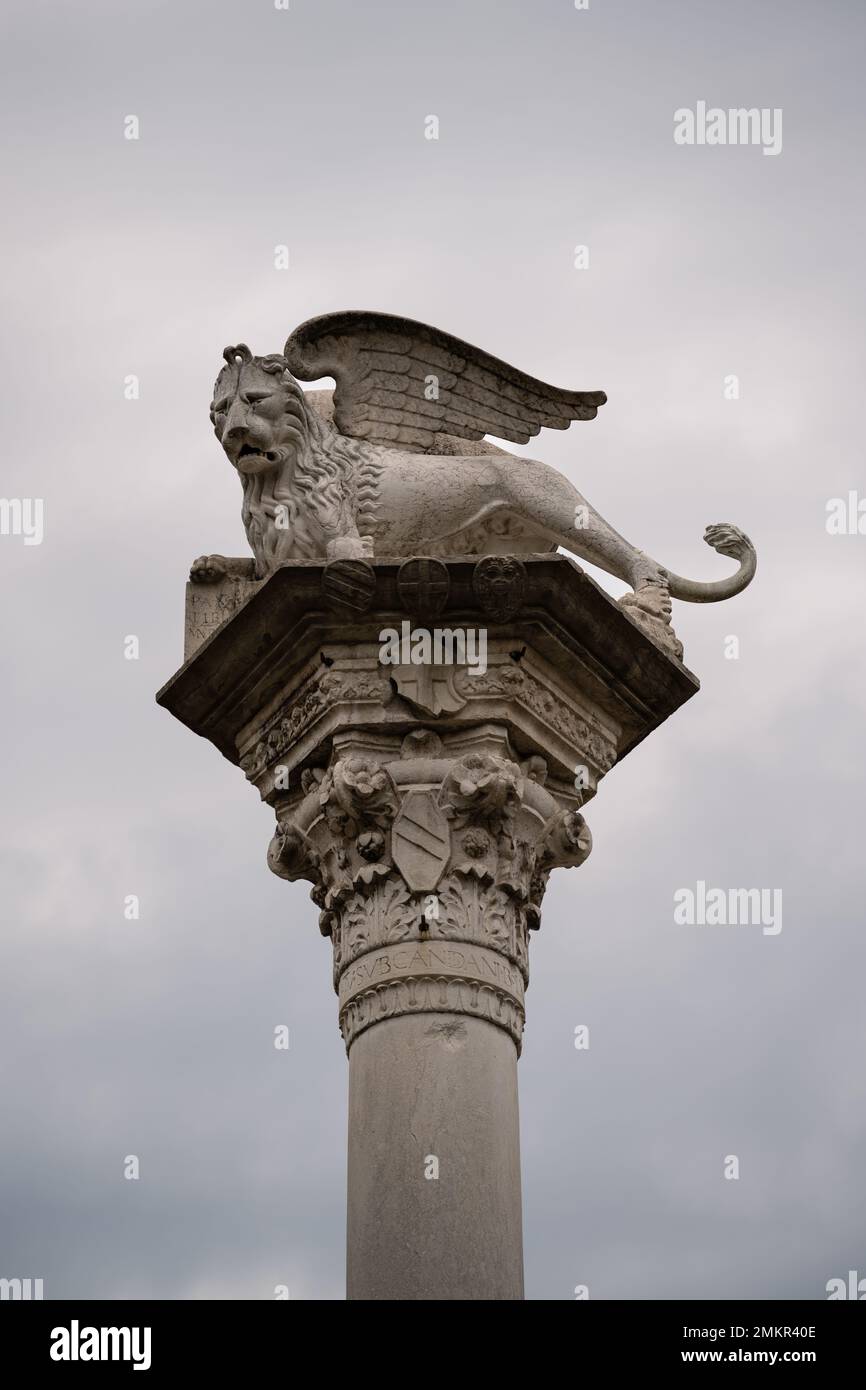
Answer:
191 311 755 647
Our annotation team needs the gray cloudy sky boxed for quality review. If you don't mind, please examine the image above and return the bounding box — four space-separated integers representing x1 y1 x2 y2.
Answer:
1 0 864 1300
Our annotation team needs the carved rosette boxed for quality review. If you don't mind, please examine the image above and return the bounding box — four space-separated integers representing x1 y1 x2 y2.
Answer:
267 740 592 1054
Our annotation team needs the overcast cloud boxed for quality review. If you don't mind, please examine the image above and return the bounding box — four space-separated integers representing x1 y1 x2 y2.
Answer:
1 0 864 1299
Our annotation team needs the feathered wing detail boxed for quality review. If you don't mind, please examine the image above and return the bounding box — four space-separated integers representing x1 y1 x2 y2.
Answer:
283 311 607 452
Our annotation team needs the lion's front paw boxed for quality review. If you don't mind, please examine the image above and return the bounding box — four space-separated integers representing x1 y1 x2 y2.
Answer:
326 537 374 561
704 524 753 560
189 554 227 584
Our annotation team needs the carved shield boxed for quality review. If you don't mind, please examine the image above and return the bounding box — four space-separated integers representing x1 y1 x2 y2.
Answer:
472 555 527 622
397 557 450 619
321 559 376 613
391 790 451 892
390 664 467 717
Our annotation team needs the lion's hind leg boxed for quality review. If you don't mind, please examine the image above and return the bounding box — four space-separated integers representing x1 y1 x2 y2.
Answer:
501 464 684 656
502 463 660 591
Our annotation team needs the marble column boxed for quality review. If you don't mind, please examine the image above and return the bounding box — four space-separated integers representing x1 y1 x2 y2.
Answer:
158 552 697 1300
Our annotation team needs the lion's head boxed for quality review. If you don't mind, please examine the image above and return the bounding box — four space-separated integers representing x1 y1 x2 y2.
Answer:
210 345 360 573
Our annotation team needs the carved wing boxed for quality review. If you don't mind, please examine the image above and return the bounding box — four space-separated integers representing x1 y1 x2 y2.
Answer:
283 311 607 452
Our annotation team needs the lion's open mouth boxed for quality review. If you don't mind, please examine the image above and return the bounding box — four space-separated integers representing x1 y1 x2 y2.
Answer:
238 444 278 462
236 443 281 472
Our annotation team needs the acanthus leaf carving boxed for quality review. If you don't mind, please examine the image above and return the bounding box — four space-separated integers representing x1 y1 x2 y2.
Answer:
433 875 516 960
331 875 417 986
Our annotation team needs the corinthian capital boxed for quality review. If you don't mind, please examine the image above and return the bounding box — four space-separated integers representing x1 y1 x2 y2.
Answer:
262 731 594 1051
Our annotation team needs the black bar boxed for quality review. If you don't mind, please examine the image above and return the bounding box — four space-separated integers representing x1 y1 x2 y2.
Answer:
3 1298 862 1375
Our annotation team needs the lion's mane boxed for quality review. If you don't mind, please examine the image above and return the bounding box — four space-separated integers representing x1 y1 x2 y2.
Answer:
240 373 375 573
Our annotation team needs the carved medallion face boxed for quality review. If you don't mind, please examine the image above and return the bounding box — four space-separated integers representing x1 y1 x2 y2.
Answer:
210 348 307 478
472 555 527 622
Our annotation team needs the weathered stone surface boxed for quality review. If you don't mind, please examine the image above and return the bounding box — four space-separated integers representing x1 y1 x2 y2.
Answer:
339 942 526 1053
159 553 700 1071
159 553 699 782
347 1012 524 1300
183 573 259 661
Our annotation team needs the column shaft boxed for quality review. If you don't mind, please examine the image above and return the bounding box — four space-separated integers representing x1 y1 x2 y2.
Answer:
346 1013 523 1300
